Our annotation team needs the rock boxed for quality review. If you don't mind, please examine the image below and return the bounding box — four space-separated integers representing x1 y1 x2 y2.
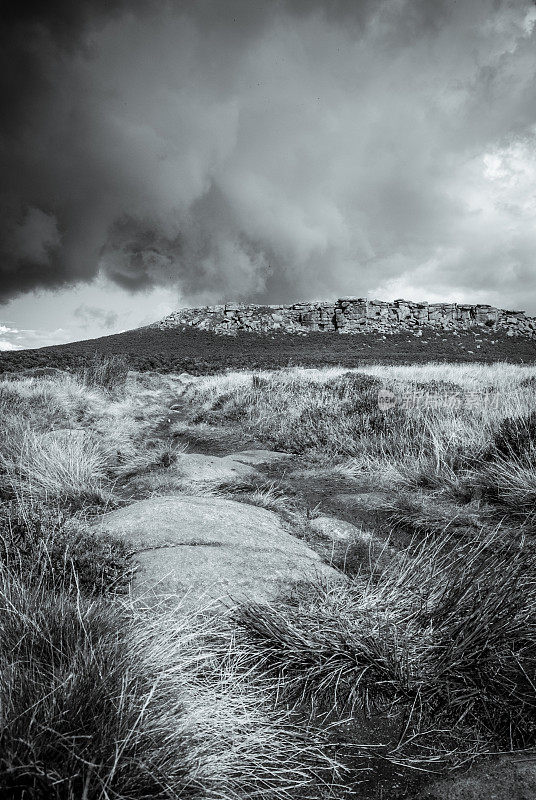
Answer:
228 449 294 467
176 453 258 483
155 300 536 339
94 495 343 606
310 515 371 542
415 754 536 799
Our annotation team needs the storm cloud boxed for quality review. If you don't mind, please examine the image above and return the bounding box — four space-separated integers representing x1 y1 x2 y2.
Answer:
1 0 536 310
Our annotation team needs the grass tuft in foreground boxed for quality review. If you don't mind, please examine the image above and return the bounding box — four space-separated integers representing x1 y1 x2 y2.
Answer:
0 568 338 799
237 529 536 768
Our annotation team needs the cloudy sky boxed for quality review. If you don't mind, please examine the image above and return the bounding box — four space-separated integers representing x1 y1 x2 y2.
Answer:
1 0 536 349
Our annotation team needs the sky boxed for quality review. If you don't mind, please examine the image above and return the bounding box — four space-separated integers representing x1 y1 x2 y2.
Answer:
1 0 536 350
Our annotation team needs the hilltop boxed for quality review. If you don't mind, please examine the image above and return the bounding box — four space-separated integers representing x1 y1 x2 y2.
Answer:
158 297 536 337
2 298 536 375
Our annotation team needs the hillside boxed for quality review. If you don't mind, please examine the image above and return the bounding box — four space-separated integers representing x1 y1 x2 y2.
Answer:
2 325 536 375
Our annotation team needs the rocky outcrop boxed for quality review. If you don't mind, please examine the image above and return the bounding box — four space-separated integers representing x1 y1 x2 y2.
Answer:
156 298 536 337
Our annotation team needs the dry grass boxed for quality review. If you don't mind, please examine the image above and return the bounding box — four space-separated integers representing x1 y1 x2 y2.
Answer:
0 368 186 506
237 528 536 768
183 362 536 776
0 571 337 799
0 363 341 799
4 360 536 793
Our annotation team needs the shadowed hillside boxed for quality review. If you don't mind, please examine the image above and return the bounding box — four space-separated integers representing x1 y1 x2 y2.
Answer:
2 324 536 375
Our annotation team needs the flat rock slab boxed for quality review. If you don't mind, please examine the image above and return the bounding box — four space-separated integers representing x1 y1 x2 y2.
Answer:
416 755 536 799
175 453 258 483
228 449 294 467
310 515 371 541
94 495 343 607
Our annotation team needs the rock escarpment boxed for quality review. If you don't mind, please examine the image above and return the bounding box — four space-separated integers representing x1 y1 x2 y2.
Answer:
157 298 536 337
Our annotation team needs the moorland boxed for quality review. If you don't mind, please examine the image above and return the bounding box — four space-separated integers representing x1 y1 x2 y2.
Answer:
1 350 536 799
2 323 536 376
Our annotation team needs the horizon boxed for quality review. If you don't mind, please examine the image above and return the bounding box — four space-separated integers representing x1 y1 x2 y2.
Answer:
2 0 536 349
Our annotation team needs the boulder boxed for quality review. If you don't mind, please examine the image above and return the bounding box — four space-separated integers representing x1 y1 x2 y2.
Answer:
94 495 343 607
310 515 371 541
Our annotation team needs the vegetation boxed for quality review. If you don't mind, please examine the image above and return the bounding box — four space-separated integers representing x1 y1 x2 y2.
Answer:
180 363 536 774
1 324 536 378
0 362 335 799
238 530 536 767
0 571 333 799
2 358 536 797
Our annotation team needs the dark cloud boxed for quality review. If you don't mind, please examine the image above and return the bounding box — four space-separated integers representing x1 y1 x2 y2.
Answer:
1 0 536 311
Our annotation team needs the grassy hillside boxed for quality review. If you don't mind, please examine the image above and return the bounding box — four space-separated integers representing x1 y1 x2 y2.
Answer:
2 323 536 376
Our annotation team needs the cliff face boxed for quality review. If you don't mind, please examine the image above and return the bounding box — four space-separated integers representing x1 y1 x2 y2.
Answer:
157 298 536 337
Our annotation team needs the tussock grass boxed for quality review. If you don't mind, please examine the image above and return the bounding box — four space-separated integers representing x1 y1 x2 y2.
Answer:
0 570 337 799
382 492 486 541
9 428 110 503
0 501 133 596
0 368 186 505
237 529 536 767
76 353 129 393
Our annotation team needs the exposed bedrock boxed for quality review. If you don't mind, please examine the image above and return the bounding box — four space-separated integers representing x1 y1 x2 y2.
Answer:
156 298 536 337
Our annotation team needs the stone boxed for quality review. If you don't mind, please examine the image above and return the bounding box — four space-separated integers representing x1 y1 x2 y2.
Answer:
227 449 294 467
155 299 536 339
310 515 370 541
175 453 258 483
415 754 536 799
94 495 343 607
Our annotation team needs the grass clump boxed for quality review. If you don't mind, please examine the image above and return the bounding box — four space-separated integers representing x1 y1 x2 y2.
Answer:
0 572 336 800
237 530 536 767
76 353 130 393
9 429 110 505
491 410 536 460
0 369 187 505
0 502 133 596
